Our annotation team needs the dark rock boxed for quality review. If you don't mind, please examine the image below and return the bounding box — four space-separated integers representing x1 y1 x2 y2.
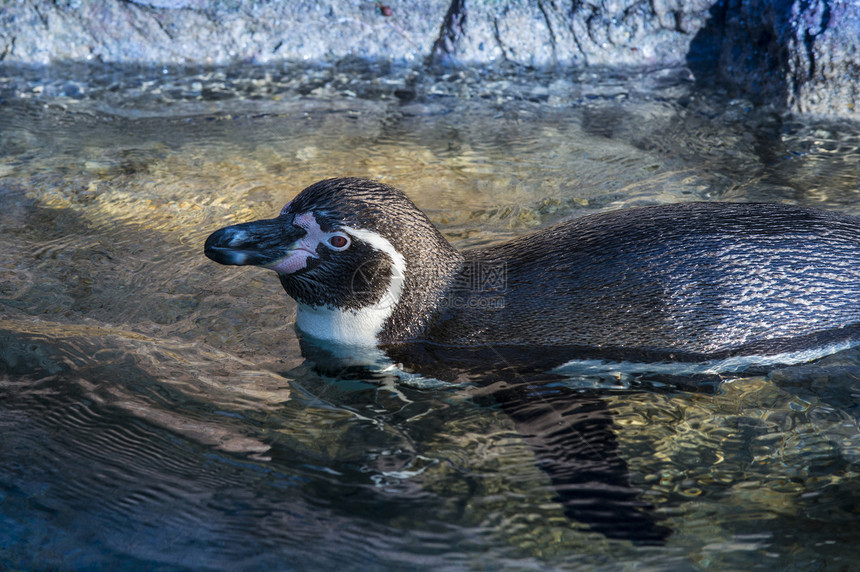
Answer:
691 0 860 118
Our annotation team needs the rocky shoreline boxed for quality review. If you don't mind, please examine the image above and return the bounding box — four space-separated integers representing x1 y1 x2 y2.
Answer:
1 0 857 119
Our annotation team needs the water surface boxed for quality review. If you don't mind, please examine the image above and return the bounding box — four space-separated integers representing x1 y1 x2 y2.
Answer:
2 62 860 570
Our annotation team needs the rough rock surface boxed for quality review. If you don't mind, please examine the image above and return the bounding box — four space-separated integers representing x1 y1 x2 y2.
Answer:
430 0 715 67
1 0 858 118
0 0 714 67
0 0 451 65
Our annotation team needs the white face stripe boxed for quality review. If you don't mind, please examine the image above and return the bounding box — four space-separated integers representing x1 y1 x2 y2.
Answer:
340 226 407 308
294 225 408 346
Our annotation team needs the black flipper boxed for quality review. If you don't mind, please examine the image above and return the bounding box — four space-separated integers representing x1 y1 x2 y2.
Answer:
487 380 671 543
385 342 673 543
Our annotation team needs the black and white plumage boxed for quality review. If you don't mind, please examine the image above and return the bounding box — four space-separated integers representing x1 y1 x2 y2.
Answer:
204 177 860 365
205 177 860 543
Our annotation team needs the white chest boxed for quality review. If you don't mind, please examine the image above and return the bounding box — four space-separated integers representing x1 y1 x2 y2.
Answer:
295 302 391 346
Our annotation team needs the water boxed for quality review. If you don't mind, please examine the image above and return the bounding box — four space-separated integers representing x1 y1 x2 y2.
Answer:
2 61 860 570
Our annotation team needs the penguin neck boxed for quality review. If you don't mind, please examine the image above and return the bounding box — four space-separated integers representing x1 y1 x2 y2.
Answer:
377 239 465 344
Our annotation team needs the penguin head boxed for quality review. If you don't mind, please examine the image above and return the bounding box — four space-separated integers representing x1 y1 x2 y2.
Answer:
205 178 463 346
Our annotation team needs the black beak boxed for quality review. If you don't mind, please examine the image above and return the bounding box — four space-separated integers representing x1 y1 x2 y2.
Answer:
204 217 307 267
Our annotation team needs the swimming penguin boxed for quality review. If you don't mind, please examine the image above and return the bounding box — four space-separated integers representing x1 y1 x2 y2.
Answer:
208 176 860 543
204 177 860 366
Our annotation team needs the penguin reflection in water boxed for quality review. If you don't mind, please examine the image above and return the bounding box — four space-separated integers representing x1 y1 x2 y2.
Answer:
205 178 860 542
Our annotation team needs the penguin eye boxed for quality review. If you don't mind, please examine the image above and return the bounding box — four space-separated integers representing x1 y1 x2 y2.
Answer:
327 234 350 250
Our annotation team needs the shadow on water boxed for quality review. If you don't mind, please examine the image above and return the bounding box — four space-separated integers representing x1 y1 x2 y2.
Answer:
299 329 860 552
6 314 860 567
302 340 734 545
0 332 395 571
1 325 673 570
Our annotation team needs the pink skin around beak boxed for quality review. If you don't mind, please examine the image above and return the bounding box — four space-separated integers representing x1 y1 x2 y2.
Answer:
267 212 332 274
